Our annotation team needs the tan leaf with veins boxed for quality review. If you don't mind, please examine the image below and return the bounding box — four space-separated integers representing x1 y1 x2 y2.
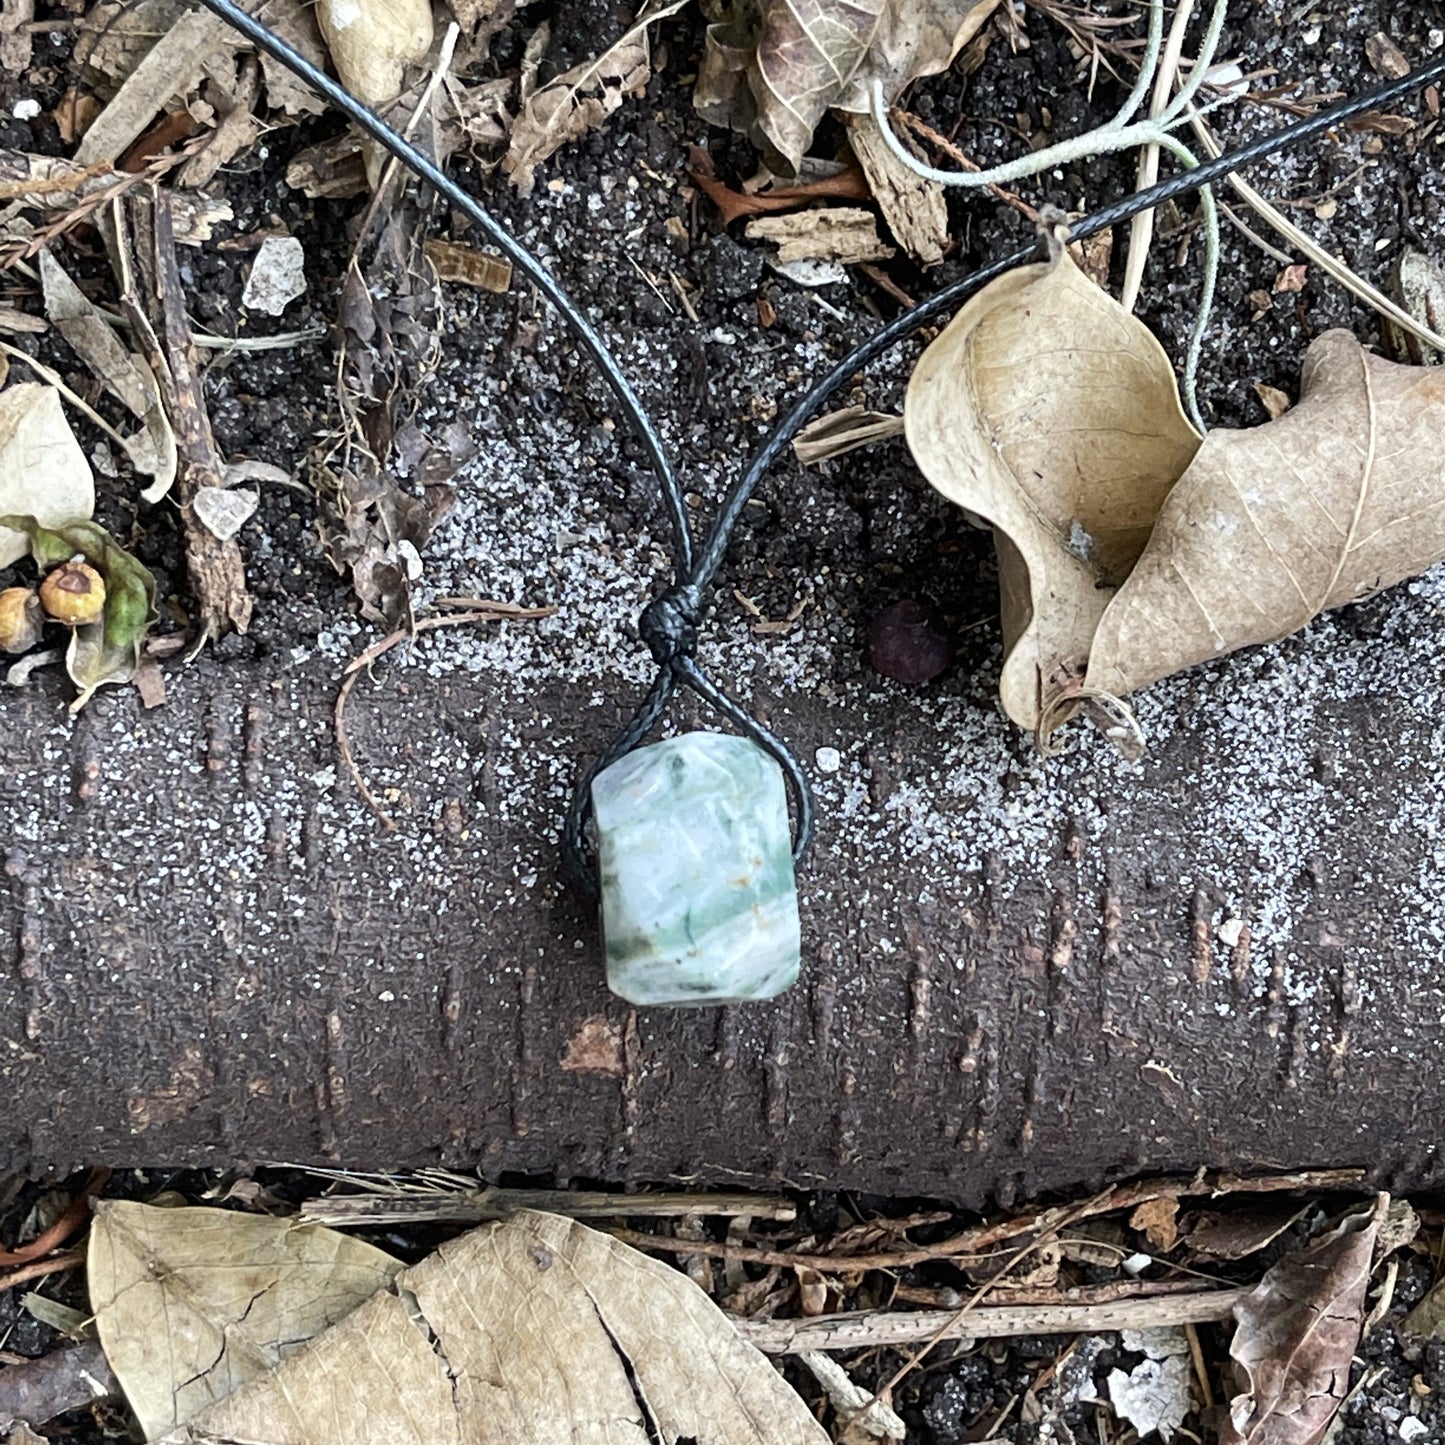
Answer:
503 1 689 193
697 0 999 173
1089 332 1445 699
904 246 1200 734
163 1211 830 1445
1221 1196 1385 1445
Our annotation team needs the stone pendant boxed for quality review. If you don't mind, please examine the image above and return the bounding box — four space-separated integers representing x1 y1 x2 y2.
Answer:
591 732 801 1006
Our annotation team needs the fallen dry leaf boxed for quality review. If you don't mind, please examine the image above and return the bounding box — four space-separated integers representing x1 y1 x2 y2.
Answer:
503 0 687 194
89 1200 403 1440
1087 331 1445 702
161 1210 829 1445
905 240 1200 736
1221 1195 1385 1445
1184 1204 1308 1262
908 235 1445 746
745 205 894 265
695 0 1000 173
39 248 178 502
0 383 95 567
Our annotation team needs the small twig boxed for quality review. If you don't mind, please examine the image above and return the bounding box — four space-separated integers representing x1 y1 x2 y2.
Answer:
736 1287 1247 1355
0 1251 84 1295
1188 106 1445 355
300 1182 796 1227
893 111 1038 222
612 1168 1367 1274
0 139 208 269
0 1169 109 1267
1184 1320 1215 1410
336 604 555 826
1218 200 1294 264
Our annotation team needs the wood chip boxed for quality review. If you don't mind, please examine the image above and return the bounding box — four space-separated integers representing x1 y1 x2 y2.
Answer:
848 112 947 267
1365 32 1410 82
423 238 512 293
744 206 895 266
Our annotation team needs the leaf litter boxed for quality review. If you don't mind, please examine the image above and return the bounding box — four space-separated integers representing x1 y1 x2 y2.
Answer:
88 1202 827 1444
24 1167 1429 1443
906 216 1445 753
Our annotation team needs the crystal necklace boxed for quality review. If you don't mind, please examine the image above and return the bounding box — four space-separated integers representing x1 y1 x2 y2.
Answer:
192 0 1445 1005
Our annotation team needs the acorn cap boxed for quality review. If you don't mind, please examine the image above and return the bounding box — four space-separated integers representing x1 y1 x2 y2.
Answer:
39 559 106 626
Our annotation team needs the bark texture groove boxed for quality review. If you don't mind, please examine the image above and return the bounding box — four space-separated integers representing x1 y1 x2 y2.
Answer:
2 649 1441 1205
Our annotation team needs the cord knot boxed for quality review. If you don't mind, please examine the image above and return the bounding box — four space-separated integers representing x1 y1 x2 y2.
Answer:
638 585 702 666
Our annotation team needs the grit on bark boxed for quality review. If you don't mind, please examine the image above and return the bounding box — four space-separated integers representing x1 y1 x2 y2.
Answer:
2 638 1441 1200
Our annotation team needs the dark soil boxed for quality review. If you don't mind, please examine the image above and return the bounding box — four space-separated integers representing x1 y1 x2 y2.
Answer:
4 0 1445 1441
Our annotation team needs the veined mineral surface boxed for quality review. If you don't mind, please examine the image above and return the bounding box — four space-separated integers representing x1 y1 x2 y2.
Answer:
591 732 801 1006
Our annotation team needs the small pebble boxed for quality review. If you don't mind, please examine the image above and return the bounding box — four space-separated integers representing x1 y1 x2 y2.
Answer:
1399 1419 1428 1443
11 98 40 120
814 746 841 774
869 600 950 684
241 235 307 316
1217 917 1245 948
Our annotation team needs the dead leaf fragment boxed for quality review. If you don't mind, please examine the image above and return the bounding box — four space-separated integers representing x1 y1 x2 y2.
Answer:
255 0 330 116
503 0 688 194
793 404 904 464
1221 1195 1385 1445
1088 333 1445 702
696 0 1000 173
1253 382 1292 420
1273 264 1308 294
170 1211 830 1444
0 384 95 567
1129 1196 1180 1254
904 244 1200 735
745 206 894 265
1365 32 1410 82
88 1200 403 1440
424 237 512 292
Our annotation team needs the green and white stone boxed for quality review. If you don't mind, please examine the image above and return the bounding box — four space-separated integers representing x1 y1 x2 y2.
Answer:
591 732 801 1006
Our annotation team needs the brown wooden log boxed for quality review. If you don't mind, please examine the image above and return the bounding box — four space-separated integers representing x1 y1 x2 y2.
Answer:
3 618 1444 1203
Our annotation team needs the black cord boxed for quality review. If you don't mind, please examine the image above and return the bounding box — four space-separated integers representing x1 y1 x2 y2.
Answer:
187 0 1445 892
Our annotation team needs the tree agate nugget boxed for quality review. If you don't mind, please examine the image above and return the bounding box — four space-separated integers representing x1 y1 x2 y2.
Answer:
591 733 801 1005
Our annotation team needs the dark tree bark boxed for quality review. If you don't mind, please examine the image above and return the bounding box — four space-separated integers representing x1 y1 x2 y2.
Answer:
3 638 1443 1207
